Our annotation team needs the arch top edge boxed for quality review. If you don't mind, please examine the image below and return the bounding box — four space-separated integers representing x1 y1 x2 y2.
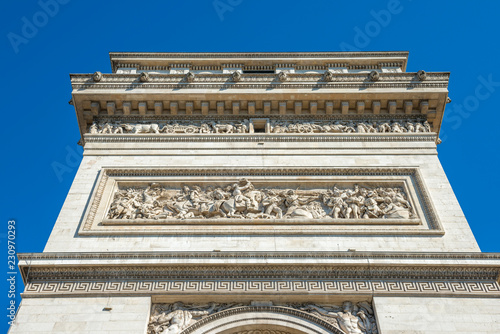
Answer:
180 306 344 334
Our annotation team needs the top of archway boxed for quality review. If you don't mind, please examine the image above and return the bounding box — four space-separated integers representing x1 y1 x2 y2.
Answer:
109 51 409 73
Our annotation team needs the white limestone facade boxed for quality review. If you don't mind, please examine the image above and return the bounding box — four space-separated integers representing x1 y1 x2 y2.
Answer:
10 52 500 334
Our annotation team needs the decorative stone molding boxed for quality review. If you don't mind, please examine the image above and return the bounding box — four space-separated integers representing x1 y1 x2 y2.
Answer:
368 71 379 82
83 133 437 145
277 72 288 82
185 72 195 83
231 71 242 82
417 70 427 81
17 252 500 298
24 265 500 281
22 278 500 298
71 72 449 90
92 71 103 82
18 250 500 262
323 70 334 82
140 71 151 82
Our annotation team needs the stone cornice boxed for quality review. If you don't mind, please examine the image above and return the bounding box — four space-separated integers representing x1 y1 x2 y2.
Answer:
109 51 409 72
83 132 438 144
71 72 448 90
70 72 449 144
18 251 500 263
21 265 500 281
109 51 409 58
17 251 500 298
19 252 500 279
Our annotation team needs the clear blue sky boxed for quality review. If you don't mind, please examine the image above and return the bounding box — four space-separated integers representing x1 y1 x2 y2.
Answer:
1 1 499 331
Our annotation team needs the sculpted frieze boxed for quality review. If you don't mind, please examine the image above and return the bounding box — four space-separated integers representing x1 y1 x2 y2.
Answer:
87 119 431 135
148 301 378 334
270 119 431 133
149 302 242 334
296 302 378 334
89 120 250 134
107 179 415 221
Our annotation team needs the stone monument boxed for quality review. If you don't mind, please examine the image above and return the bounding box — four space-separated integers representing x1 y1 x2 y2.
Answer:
10 52 500 333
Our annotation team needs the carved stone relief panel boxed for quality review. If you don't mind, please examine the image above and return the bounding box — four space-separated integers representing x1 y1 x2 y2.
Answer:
79 168 441 236
105 179 416 221
89 119 251 134
148 301 378 334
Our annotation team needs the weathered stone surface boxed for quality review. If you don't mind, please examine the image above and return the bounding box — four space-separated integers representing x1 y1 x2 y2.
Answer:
12 51 499 334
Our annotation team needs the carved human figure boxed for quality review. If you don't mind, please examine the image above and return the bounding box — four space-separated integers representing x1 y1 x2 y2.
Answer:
362 191 383 218
381 196 412 219
360 122 376 133
379 187 411 209
150 302 216 334
284 189 314 218
391 122 404 133
170 194 195 219
357 123 367 133
301 302 363 334
344 185 362 218
414 121 426 132
231 178 254 209
101 123 113 134
323 188 346 218
356 309 374 334
344 121 356 133
378 121 391 133
423 121 432 132
262 191 283 219
200 123 211 133
235 120 249 133
89 123 99 134
405 121 415 132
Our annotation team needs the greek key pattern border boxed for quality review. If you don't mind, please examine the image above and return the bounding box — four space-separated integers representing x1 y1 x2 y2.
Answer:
24 279 500 297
